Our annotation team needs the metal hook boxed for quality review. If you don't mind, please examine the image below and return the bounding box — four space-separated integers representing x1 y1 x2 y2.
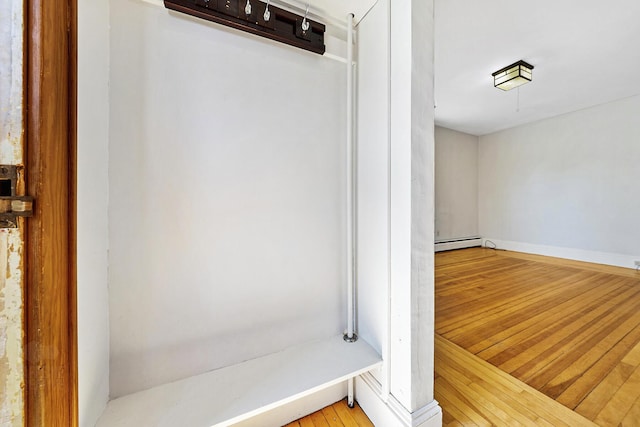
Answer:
301 4 310 32
263 0 271 21
245 0 252 15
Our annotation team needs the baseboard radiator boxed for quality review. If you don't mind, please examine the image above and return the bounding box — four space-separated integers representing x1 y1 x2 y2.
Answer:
434 237 482 252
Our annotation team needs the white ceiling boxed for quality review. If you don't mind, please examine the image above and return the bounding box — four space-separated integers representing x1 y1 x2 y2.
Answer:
434 0 640 136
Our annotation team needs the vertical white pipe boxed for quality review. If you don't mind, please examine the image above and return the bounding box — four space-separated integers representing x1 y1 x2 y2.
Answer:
346 12 356 410
348 378 355 408
346 12 355 341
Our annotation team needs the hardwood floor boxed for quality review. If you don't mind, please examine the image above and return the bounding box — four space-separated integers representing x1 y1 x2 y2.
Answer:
284 399 373 427
436 248 640 426
436 334 597 426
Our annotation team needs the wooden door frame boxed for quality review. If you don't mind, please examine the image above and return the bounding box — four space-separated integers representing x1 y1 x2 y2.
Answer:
25 0 78 425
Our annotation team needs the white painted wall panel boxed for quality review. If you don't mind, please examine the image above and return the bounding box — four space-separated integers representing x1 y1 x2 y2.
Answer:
388 0 437 412
108 0 347 397
435 126 478 241
356 0 390 384
479 95 640 266
407 0 436 409
78 0 111 423
356 0 438 416
388 0 413 406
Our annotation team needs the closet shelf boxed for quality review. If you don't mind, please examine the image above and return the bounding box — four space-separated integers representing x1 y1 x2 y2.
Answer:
96 335 382 427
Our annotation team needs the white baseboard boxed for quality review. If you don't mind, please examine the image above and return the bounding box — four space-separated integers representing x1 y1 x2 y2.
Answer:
434 237 482 252
356 374 442 427
482 238 639 270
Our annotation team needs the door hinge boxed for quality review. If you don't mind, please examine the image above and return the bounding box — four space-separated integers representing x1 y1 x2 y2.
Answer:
0 165 33 228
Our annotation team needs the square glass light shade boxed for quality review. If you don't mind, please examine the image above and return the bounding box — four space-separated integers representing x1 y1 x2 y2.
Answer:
492 60 534 91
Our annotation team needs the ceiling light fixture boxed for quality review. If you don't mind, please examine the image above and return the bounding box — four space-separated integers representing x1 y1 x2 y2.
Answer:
492 60 534 91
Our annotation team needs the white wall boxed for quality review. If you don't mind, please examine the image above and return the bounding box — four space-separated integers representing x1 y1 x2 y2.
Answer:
77 0 111 425
356 0 390 387
108 0 347 398
479 95 640 268
435 126 478 241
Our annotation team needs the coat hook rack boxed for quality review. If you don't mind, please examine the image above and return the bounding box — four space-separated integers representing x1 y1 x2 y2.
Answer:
263 0 271 21
164 0 326 55
301 4 310 32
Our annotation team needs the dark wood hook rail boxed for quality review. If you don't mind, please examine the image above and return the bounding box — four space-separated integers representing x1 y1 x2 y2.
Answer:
164 0 326 54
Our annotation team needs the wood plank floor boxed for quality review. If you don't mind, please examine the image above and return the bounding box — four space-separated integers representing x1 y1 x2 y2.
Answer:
284 399 373 427
436 334 598 426
436 248 640 426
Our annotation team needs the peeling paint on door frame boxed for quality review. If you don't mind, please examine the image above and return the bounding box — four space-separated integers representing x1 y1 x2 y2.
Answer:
0 0 26 425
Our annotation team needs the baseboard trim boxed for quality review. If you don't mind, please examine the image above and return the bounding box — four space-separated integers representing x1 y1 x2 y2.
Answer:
356 373 442 427
434 237 482 252
481 238 639 270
